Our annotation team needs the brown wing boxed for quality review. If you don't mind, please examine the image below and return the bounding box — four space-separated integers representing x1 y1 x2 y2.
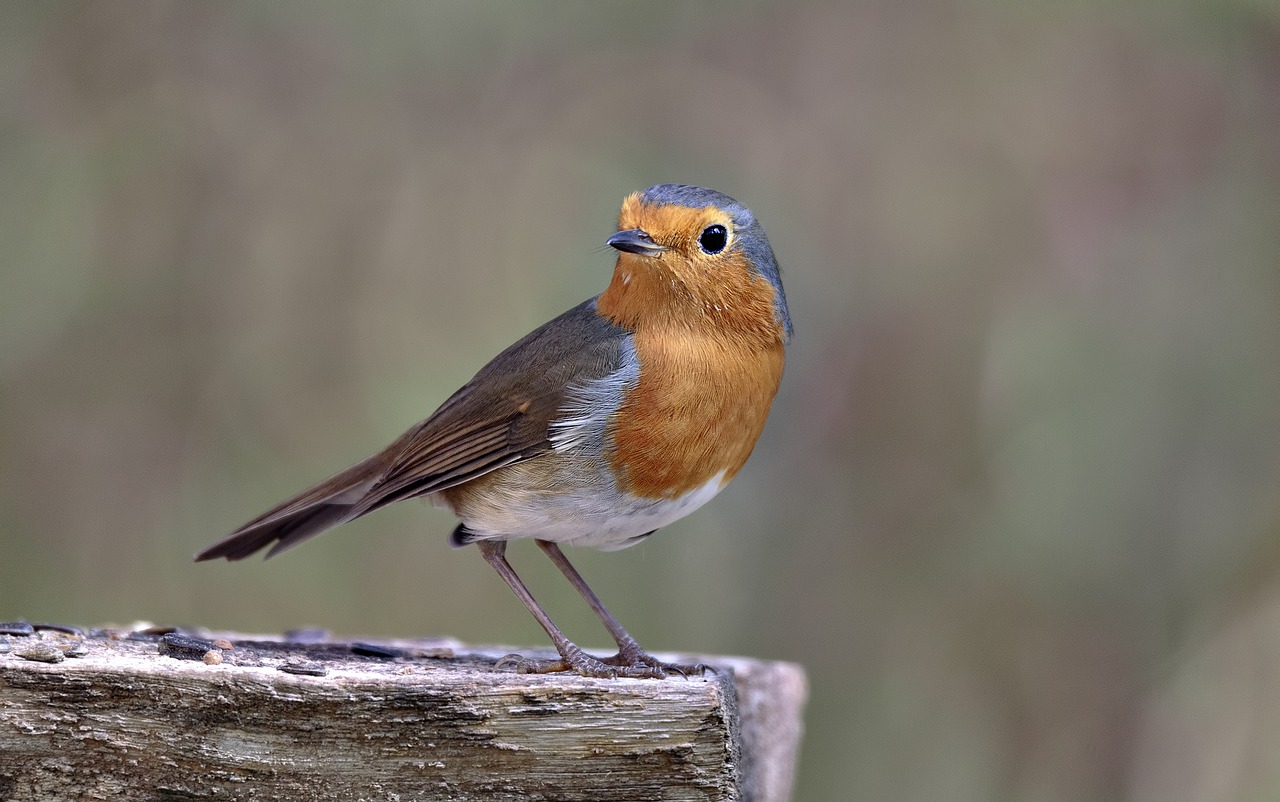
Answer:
195 298 629 561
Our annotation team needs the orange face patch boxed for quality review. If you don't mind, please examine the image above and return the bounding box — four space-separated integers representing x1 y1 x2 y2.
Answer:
598 198 785 349
616 193 736 255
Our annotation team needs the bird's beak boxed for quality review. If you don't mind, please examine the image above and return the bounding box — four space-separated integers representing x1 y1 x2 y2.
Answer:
606 228 666 256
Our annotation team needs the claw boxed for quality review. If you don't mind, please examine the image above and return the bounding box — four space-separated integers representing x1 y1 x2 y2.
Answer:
496 653 571 674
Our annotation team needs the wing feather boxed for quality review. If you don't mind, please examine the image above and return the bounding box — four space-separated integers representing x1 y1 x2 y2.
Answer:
196 297 630 561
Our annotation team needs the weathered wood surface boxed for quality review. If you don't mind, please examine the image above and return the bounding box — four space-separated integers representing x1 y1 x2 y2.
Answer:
0 624 806 801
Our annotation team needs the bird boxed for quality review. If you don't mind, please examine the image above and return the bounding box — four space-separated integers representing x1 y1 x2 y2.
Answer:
195 184 792 679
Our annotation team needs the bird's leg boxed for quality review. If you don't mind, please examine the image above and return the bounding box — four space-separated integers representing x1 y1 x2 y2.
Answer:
476 539 663 679
535 539 711 678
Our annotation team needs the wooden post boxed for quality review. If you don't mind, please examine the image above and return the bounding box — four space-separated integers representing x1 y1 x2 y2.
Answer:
0 624 806 801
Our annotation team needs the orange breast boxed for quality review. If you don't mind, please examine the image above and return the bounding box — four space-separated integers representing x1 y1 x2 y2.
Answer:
607 328 785 499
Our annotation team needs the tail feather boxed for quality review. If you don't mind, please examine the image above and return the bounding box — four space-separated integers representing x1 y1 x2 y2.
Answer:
197 503 355 562
195 456 384 562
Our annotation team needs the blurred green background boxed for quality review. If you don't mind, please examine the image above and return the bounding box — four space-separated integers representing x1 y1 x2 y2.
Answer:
3 1 1279 799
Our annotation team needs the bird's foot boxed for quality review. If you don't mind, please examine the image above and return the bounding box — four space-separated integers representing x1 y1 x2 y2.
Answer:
495 642 712 679
497 653 663 679
602 643 714 679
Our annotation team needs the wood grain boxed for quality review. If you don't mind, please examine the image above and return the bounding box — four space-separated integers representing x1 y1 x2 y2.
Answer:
0 626 806 801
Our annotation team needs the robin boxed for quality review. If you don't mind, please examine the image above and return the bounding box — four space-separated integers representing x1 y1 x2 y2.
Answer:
196 184 792 678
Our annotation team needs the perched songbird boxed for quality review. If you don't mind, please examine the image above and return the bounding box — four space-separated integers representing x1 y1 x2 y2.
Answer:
196 184 792 678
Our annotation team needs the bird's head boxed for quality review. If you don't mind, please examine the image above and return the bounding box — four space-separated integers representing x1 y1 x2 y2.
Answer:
598 184 792 346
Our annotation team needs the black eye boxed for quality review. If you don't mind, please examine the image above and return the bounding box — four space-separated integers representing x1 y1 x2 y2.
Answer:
698 224 728 254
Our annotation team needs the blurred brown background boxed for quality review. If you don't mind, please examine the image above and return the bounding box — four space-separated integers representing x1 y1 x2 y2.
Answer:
3 1 1280 799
